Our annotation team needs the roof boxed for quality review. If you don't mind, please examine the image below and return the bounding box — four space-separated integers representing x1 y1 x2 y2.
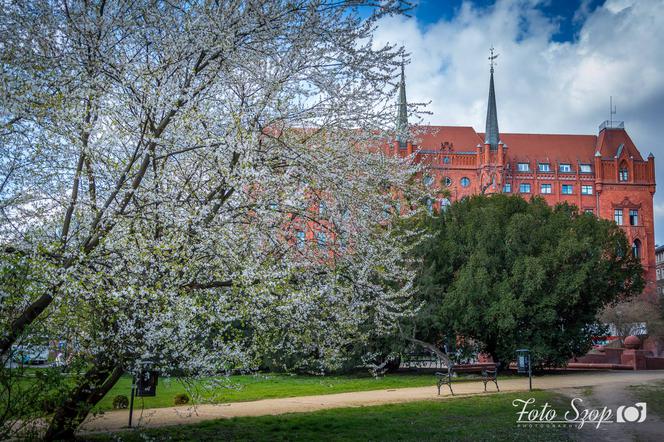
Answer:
408 125 646 164
412 125 483 150
485 132 598 163
596 128 643 161
484 70 500 150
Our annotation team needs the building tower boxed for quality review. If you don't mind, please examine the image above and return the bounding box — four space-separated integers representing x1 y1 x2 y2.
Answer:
480 48 506 193
396 63 409 150
484 48 500 150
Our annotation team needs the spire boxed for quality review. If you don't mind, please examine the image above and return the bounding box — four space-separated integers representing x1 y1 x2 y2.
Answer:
396 62 408 149
485 47 500 150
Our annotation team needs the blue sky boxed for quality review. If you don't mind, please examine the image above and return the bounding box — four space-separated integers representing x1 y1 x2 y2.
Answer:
373 0 664 244
412 0 606 42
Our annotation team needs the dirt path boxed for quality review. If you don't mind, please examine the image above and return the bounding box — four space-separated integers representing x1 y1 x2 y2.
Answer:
80 371 664 435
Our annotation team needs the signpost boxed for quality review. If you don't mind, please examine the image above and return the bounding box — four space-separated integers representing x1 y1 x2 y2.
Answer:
128 367 159 428
516 349 532 391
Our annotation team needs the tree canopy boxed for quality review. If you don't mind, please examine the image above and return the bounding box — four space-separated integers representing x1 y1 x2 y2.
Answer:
0 1 421 438
400 194 644 367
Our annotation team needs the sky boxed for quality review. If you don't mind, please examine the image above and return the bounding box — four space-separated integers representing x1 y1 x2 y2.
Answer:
372 0 664 243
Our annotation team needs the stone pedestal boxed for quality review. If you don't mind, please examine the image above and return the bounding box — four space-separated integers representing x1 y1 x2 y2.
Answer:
621 349 649 370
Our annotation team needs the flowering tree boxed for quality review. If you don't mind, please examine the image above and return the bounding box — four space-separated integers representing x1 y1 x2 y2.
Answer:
0 0 423 438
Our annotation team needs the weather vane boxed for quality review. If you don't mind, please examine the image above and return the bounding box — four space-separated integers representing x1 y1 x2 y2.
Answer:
489 46 499 73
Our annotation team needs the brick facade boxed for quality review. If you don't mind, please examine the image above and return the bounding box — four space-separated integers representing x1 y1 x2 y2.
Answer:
389 66 657 299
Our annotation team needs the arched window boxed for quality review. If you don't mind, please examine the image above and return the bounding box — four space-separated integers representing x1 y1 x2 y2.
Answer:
316 232 327 249
426 198 433 214
632 239 641 259
440 197 451 212
619 162 629 182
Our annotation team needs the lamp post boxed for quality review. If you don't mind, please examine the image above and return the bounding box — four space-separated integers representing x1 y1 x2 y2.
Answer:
516 349 532 391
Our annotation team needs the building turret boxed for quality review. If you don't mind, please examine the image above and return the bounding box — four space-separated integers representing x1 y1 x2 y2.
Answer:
396 63 409 150
484 48 500 150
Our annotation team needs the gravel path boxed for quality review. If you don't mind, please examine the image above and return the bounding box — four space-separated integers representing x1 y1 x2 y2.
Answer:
80 370 664 434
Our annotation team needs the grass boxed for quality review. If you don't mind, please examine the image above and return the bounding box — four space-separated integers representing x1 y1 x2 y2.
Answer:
84 390 571 441
96 372 519 413
630 379 664 419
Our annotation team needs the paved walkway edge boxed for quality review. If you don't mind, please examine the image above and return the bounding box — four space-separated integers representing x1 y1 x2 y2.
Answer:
80 370 664 434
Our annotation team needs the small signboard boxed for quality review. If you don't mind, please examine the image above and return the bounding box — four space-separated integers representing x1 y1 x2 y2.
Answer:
517 352 529 374
136 371 159 397
516 349 532 391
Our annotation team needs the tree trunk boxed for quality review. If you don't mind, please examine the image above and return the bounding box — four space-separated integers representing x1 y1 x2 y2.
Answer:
43 363 123 441
404 336 452 367
0 290 55 357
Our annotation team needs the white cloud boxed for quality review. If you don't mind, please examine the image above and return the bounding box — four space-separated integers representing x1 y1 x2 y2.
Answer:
374 0 664 243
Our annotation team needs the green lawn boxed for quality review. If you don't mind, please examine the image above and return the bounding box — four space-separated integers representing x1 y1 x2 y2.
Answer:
630 379 664 419
96 372 518 412
85 390 571 441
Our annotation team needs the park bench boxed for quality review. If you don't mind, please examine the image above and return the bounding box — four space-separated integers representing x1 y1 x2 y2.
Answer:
435 365 500 396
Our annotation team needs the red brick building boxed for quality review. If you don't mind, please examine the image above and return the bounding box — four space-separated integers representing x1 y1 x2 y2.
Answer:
389 62 657 297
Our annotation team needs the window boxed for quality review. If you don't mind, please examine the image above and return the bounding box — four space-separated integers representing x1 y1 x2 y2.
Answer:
338 233 347 251
584 209 594 215
443 176 452 187
423 175 434 186
538 163 551 172
580 164 592 173
619 166 629 182
632 239 641 259
382 204 391 219
614 209 623 225
296 230 305 249
426 198 433 213
630 209 639 226
581 185 593 195
503 183 511 193
316 232 327 249
440 198 450 212
460 177 470 188
540 184 552 194
319 201 327 217
559 163 572 173
658 269 661 280
519 183 531 193
517 163 530 172
443 156 450 164
561 184 573 195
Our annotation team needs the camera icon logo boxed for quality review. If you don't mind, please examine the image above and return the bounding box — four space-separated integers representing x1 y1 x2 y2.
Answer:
616 403 647 423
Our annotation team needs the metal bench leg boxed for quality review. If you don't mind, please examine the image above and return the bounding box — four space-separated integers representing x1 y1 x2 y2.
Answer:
495 380 499 392
449 384 454 396
437 382 441 396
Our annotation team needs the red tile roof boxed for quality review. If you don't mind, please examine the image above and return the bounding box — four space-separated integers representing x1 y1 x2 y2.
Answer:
486 132 598 163
596 128 643 161
409 125 645 164
412 125 483 152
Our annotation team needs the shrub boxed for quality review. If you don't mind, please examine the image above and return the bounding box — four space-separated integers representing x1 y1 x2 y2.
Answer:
112 395 129 409
173 393 190 405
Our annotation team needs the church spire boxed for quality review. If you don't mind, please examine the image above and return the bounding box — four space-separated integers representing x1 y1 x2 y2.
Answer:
396 62 408 149
485 47 500 150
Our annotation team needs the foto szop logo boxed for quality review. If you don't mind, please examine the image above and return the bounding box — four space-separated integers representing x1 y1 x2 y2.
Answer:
512 398 647 429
